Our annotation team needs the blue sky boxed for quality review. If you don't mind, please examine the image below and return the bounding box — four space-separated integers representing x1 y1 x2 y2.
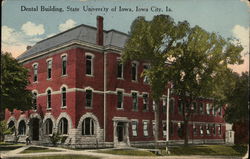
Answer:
2 0 249 72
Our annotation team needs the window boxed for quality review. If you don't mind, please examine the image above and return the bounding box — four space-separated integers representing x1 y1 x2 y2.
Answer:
212 106 215 116
217 107 222 116
143 121 148 136
86 90 92 107
212 124 216 135
117 91 123 109
143 94 148 111
82 118 95 135
58 118 68 135
47 90 51 109
132 121 138 136
61 87 66 107
193 124 198 136
199 103 204 114
170 122 174 136
200 124 204 136
132 92 138 111
218 124 222 135
152 101 156 112
117 60 123 78
177 122 184 138
170 98 175 114
33 92 37 110
62 55 67 75
163 121 166 137
206 124 211 135
45 119 53 135
47 60 52 79
86 55 93 75
33 64 38 82
143 65 149 83
192 102 197 113
178 99 183 114
131 63 137 81
8 121 15 133
206 104 210 115
152 121 156 136
162 99 166 113
18 120 26 135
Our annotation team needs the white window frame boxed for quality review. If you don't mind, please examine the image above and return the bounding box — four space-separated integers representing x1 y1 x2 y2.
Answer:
32 63 38 82
46 88 52 110
131 91 138 111
143 120 149 137
58 118 68 135
142 93 149 111
131 120 138 137
131 61 138 82
82 117 95 136
61 86 67 108
46 58 53 80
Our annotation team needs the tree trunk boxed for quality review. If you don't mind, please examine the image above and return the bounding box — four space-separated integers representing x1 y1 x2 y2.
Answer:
184 118 189 146
154 100 160 149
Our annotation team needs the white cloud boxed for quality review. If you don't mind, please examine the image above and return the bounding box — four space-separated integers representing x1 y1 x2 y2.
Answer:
58 19 76 32
230 25 249 73
240 0 250 7
2 25 43 58
21 21 45 36
232 25 249 55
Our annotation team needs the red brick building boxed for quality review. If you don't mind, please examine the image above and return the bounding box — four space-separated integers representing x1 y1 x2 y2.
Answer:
5 16 226 147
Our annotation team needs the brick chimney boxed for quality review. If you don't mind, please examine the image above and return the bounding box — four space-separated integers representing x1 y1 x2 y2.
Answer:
26 45 32 50
96 16 103 46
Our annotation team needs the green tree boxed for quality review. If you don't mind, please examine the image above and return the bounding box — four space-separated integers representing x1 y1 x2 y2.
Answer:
0 52 33 120
122 15 243 146
224 72 249 123
122 15 190 147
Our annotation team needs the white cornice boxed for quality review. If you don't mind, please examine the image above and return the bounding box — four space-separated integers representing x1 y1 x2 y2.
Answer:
19 40 123 63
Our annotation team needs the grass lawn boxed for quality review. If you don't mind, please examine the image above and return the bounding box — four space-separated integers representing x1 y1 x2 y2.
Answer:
161 144 247 156
96 149 156 156
6 155 99 159
21 147 61 153
0 142 24 151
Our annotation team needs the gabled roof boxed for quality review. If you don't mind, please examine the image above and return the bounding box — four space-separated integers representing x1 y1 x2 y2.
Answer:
17 24 129 61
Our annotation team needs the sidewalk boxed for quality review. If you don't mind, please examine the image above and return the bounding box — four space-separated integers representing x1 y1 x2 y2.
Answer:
1 145 243 159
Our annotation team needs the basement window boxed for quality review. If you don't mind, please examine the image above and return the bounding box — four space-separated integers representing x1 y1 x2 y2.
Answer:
58 118 68 135
82 117 95 135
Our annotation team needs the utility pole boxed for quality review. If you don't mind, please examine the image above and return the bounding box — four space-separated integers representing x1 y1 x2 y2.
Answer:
165 83 171 153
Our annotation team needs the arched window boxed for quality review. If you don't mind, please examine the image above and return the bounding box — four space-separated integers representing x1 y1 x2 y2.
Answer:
47 90 51 108
58 118 68 135
18 120 26 135
82 117 95 135
33 92 37 110
61 87 66 107
8 121 15 133
45 119 53 135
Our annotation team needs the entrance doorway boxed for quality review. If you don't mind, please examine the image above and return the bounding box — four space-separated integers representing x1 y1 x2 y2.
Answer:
117 122 124 142
31 118 39 140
